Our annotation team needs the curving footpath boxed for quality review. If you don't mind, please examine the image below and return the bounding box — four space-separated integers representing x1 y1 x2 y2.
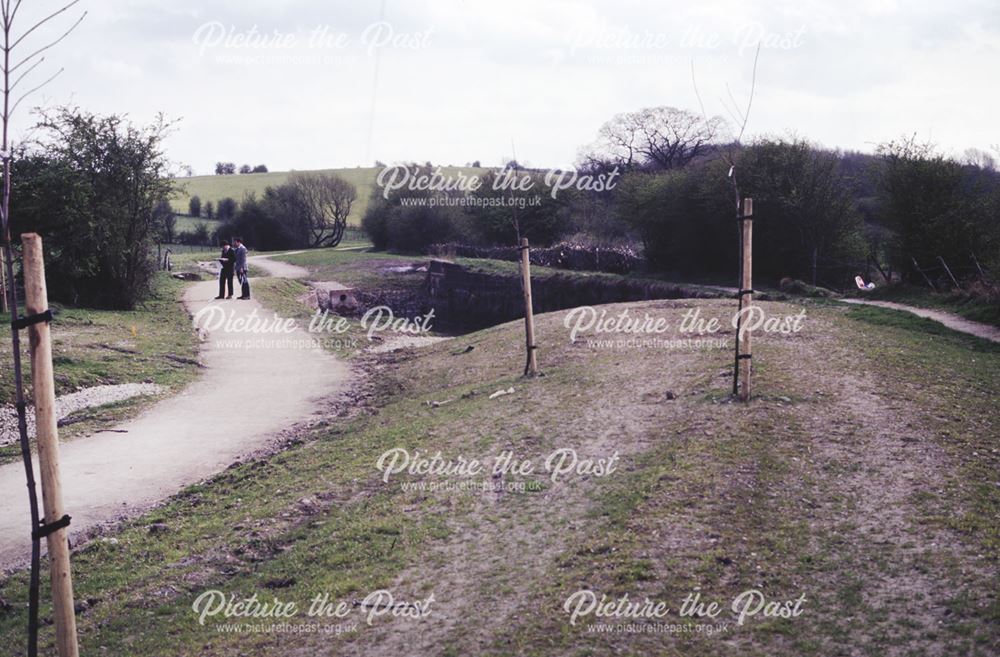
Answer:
0 254 348 569
840 298 1000 343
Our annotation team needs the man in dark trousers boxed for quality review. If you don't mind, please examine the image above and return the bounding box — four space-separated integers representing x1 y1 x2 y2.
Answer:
215 241 236 299
234 237 250 299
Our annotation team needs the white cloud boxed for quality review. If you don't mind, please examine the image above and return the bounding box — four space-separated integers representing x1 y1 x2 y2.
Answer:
6 0 995 172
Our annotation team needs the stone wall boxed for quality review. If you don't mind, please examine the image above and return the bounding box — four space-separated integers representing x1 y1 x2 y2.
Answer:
424 260 732 329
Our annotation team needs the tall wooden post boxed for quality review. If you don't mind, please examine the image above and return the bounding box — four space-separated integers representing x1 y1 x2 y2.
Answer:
937 256 960 290
738 199 753 402
520 238 538 376
22 233 79 657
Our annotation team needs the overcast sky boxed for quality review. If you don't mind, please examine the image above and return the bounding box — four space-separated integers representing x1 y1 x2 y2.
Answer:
15 0 999 174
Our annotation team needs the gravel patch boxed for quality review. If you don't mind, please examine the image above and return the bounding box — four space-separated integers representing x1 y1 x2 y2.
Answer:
0 383 165 447
366 336 450 353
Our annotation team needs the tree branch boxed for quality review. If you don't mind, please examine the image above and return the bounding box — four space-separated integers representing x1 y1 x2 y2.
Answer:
10 10 85 72
10 66 63 117
9 54 43 91
11 0 82 50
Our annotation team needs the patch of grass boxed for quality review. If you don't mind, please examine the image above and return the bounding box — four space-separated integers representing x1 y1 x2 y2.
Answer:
251 278 368 359
861 284 1000 328
0 398 453 655
845 304 999 352
275 247 427 291
841 304 1000 560
173 214 222 234
0 273 201 463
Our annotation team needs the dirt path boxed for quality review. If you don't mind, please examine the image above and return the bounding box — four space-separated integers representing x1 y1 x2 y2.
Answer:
249 251 308 279
840 298 1000 342
0 256 349 569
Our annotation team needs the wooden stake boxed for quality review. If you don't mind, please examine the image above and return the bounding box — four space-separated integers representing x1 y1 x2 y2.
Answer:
21 233 79 657
738 198 753 402
937 255 960 290
911 257 936 291
520 238 538 376
971 252 987 283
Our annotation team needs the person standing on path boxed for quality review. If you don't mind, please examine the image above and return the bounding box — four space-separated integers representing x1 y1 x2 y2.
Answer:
234 238 250 300
215 241 236 299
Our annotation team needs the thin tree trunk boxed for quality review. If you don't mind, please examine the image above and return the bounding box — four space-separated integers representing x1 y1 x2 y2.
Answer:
0 246 7 313
811 246 818 287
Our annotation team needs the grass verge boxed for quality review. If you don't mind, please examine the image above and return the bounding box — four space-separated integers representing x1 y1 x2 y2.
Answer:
0 273 201 465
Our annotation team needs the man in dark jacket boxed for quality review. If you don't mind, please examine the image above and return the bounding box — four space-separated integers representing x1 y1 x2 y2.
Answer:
234 237 250 299
215 241 236 299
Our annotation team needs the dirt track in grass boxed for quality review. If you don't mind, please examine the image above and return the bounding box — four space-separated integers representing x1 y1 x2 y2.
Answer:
285 299 998 656
840 298 1000 342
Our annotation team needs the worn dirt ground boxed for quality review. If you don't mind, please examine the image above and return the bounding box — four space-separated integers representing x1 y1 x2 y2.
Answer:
0 291 995 657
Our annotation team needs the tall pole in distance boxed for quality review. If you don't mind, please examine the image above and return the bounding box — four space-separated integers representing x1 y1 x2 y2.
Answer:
520 237 538 376
22 233 79 657
738 199 753 402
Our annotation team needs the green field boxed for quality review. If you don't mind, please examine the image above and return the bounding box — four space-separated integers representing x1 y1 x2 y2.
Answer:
170 166 487 227
173 214 221 234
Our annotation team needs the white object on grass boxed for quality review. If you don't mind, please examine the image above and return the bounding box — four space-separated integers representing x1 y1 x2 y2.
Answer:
488 387 515 400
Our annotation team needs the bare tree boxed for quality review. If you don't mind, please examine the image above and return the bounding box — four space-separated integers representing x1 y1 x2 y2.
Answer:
963 147 996 171
289 171 356 248
0 2 85 655
692 45 760 397
582 106 726 171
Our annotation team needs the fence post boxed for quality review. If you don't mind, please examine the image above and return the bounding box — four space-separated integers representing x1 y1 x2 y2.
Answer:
911 257 936 291
21 233 79 657
520 237 538 376
970 252 990 286
738 199 753 402
937 256 961 290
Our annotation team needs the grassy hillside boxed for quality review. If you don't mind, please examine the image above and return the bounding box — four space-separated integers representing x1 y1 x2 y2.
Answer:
170 166 487 227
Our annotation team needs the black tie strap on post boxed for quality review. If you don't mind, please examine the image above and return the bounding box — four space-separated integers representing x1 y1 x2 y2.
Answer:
735 289 755 298
11 309 52 331
32 515 71 541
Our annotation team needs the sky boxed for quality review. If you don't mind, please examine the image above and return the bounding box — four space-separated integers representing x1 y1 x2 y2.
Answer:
12 0 1000 174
